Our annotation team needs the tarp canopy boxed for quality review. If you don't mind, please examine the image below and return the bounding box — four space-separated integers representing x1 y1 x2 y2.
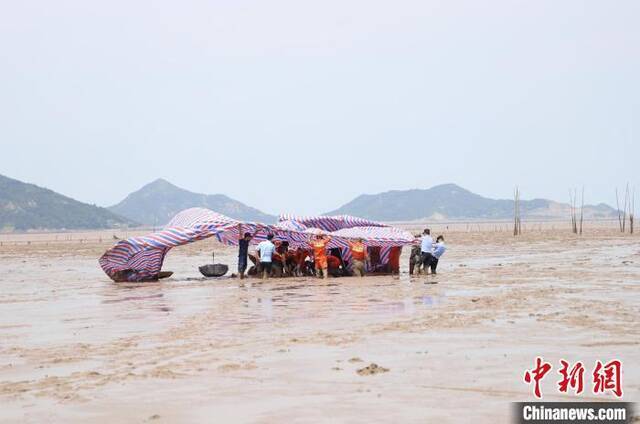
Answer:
99 208 415 282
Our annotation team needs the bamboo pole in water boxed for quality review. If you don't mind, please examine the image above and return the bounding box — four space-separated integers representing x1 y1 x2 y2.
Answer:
616 188 623 232
622 183 629 233
625 185 634 235
513 187 522 236
579 186 584 235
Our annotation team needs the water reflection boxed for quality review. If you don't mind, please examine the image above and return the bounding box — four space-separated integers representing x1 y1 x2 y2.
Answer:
101 283 174 314
245 295 273 320
231 276 445 322
101 293 164 304
421 295 438 307
96 275 446 335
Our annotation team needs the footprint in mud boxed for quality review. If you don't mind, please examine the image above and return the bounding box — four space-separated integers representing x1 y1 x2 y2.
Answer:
348 357 363 363
356 363 389 376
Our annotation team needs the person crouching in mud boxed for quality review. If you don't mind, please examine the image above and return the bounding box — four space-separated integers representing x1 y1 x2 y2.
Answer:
310 234 331 279
348 238 367 277
276 240 293 276
429 235 446 275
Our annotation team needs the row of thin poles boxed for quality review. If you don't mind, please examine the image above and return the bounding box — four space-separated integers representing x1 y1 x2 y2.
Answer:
513 186 522 236
616 184 635 234
513 185 635 236
569 187 584 235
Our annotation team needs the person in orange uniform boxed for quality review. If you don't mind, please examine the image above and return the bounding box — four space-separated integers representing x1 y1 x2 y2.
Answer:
310 234 331 279
348 238 368 277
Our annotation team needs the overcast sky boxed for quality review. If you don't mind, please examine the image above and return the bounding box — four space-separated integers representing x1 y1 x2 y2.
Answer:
1 0 638 215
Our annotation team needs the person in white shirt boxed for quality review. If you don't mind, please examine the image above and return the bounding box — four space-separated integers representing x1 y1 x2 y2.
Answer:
256 234 276 280
430 235 447 275
420 228 434 270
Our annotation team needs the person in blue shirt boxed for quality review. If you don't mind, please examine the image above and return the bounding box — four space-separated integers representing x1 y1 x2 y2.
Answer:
429 235 447 275
256 234 276 280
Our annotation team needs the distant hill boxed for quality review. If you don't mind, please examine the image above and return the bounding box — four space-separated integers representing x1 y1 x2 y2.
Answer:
0 174 136 231
326 184 617 221
109 179 276 226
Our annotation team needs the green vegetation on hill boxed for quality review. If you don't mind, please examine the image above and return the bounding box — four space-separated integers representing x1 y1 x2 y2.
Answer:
109 178 276 226
326 184 617 221
0 174 136 231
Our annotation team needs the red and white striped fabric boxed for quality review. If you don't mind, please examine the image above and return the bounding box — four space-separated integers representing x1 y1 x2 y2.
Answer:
278 214 387 231
99 208 415 281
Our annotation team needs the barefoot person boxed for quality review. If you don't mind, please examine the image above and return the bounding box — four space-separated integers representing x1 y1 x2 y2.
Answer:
429 235 446 275
256 234 276 280
310 234 331 279
348 238 367 277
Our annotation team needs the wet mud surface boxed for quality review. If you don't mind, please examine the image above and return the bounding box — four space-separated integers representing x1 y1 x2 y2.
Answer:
0 228 638 422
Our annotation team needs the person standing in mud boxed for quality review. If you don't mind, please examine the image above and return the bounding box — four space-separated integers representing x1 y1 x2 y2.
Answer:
420 228 435 272
429 235 446 275
310 234 331 279
348 238 367 277
256 234 276 280
409 234 423 275
237 224 261 280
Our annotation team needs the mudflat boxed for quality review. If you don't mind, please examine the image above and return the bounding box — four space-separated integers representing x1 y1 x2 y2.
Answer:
1 226 638 423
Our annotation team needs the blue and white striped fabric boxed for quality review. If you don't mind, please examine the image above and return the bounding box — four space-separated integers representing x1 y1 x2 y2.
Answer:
99 208 415 281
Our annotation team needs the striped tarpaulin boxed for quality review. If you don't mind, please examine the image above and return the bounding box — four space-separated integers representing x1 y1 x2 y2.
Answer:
99 208 415 281
278 214 387 231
